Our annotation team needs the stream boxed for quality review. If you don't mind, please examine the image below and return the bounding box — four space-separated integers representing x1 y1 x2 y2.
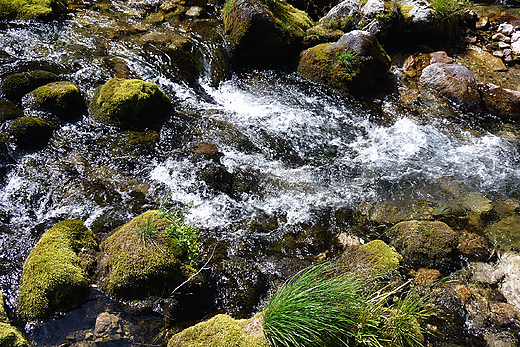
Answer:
1 0 520 345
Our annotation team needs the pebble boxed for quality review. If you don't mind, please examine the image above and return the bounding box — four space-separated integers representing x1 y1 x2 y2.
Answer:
499 41 511 49
476 16 489 30
493 50 505 58
498 23 515 36
512 31 520 43
493 33 510 42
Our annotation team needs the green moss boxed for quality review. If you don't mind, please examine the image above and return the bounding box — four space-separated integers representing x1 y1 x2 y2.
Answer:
0 292 8 324
0 0 66 19
7 116 56 150
1 70 59 102
98 211 198 299
90 78 172 129
360 240 402 274
31 81 84 120
17 220 97 321
168 312 269 347
264 0 313 40
0 100 23 123
400 5 413 19
0 323 31 347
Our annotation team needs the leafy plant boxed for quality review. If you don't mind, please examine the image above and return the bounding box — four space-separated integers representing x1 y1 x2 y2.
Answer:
263 261 434 347
336 48 359 72
430 0 467 40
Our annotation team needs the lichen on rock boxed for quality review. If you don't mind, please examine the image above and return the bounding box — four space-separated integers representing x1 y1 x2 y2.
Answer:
90 78 172 130
97 210 199 299
17 220 97 321
168 312 269 347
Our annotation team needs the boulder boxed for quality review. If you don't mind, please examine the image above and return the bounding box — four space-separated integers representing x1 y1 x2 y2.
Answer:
17 220 97 321
97 210 199 299
359 240 401 274
223 0 312 67
298 30 390 94
402 51 452 77
1 70 59 102
28 81 85 121
319 0 397 39
168 312 269 347
386 220 459 272
0 291 31 347
7 116 56 150
419 63 482 113
457 232 493 261
90 78 172 129
0 0 67 19
0 99 23 122
484 214 520 253
480 83 520 121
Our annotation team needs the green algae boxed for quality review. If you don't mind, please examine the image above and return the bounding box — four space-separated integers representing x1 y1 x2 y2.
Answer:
18 220 97 321
98 211 198 299
168 312 268 347
0 0 66 19
1 70 59 101
90 78 172 129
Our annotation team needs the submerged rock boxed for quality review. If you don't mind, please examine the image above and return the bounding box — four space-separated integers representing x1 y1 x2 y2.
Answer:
7 116 56 150
17 220 97 321
168 312 268 347
0 0 67 19
386 220 459 272
223 0 312 67
97 210 200 299
90 78 172 130
402 51 452 77
28 81 85 121
484 214 520 253
298 30 390 94
1 70 59 102
419 63 482 113
0 99 23 122
480 83 520 121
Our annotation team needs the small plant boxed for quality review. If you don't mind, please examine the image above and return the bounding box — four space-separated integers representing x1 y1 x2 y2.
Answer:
336 48 359 72
430 0 468 40
263 261 434 347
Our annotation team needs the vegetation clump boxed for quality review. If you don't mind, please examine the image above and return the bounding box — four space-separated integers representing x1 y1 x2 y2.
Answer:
0 0 66 19
90 78 172 129
7 116 56 150
0 100 23 122
17 220 97 321
97 197 202 299
1 70 59 102
30 81 84 120
263 261 433 347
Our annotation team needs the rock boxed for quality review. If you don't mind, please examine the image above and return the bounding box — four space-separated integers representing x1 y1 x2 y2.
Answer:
512 31 520 43
498 23 515 36
90 78 172 129
419 63 482 113
463 192 493 215
471 262 505 284
476 17 489 30
1 70 59 102
223 0 312 67
298 30 391 94
499 41 511 49
510 40 520 55
480 83 520 120
359 240 401 274
186 6 204 16
286 0 334 20
7 116 56 150
398 0 435 36
28 81 85 121
302 25 344 49
458 232 492 261
168 312 268 347
0 0 67 19
386 220 459 272
0 291 31 346
318 0 360 32
0 99 23 122
489 302 516 327
94 312 123 336
493 33 511 42
402 51 452 77
415 268 442 286
17 220 97 321
97 210 200 299
484 332 518 347
460 45 508 73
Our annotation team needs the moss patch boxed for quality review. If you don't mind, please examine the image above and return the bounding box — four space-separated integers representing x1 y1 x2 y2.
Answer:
0 0 66 19
0 100 23 123
7 116 56 150
31 81 84 121
0 323 31 347
1 70 59 101
360 240 402 274
97 210 197 299
17 220 97 321
168 312 269 347
90 78 171 129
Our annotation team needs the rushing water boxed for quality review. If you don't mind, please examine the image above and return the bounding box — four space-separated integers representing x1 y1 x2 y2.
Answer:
2 1 520 344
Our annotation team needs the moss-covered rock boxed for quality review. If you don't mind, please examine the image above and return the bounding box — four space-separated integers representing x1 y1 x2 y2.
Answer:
0 0 66 19
168 312 269 347
29 81 84 121
17 220 97 321
360 240 401 274
97 210 198 299
386 220 459 272
7 116 56 150
223 0 313 67
298 30 390 94
1 70 59 102
0 291 31 347
484 214 520 253
0 100 23 123
90 78 172 129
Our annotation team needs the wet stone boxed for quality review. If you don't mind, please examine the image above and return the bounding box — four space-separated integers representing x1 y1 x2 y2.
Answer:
498 23 515 36
489 302 516 327
457 232 492 261
471 263 505 285
415 268 442 286
493 33 510 42
94 312 123 337
476 17 489 30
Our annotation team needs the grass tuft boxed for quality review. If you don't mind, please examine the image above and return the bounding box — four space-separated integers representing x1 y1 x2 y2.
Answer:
263 261 434 347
